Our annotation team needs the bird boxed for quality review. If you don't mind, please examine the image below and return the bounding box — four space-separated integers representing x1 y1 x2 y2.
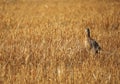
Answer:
84 28 101 54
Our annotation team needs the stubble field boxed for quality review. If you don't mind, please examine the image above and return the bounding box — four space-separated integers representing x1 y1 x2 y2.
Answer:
0 0 120 84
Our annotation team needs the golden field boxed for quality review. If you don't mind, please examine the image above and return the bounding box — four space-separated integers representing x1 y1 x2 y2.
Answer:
0 0 120 84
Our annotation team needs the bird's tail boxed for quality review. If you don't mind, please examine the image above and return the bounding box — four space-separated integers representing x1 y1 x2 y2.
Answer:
97 46 102 51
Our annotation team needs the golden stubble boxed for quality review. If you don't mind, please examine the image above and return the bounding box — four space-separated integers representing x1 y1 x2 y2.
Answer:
0 0 120 84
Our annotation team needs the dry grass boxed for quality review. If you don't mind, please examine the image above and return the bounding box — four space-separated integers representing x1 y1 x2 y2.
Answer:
0 0 120 84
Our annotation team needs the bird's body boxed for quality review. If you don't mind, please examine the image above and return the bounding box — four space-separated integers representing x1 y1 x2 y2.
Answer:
85 28 101 54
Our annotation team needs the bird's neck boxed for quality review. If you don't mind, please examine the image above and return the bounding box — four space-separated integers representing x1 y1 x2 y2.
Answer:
88 31 90 37
86 32 90 38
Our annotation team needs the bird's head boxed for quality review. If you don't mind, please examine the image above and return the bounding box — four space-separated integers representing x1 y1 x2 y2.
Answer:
85 28 90 37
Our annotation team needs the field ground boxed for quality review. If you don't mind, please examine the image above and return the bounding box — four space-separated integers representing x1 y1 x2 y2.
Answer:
0 0 120 84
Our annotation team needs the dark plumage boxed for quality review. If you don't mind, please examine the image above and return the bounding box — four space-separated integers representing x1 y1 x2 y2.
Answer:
85 28 101 54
